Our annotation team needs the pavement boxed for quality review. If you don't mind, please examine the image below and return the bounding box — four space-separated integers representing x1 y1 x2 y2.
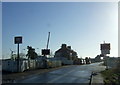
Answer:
90 63 105 85
2 62 106 84
91 72 104 85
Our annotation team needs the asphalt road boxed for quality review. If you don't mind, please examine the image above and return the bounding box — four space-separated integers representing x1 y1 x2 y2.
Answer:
16 62 105 83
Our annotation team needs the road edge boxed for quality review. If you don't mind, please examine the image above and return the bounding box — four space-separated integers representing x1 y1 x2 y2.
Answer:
90 72 104 85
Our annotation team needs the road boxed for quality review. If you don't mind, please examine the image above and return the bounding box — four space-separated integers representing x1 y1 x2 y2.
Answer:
16 62 105 83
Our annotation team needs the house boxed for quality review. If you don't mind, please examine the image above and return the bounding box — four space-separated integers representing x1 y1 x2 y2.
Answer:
54 44 78 61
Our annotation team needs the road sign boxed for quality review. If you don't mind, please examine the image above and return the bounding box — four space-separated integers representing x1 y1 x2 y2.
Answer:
101 49 110 54
100 43 110 50
100 43 110 54
14 36 22 44
42 49 50 55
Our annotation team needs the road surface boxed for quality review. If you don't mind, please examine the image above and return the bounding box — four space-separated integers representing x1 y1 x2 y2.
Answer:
16 62 105 83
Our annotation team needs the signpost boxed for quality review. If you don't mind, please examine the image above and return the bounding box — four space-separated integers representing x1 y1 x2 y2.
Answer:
41 32 51 56
100 42 110 70
42 49 50 56
41 32 51 68
14 36 22 72
100 43 110 55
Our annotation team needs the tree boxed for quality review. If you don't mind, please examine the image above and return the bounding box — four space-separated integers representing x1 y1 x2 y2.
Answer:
26 46 38 59
85 57 90 64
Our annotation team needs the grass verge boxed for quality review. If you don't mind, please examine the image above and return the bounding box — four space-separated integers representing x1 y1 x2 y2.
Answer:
101 69 120 85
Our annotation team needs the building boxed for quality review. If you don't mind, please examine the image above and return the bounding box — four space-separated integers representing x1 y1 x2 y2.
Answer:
54 44 78 60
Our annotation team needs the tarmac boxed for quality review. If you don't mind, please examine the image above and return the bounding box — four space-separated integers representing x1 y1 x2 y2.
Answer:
2 63 105 84
2 65 71 83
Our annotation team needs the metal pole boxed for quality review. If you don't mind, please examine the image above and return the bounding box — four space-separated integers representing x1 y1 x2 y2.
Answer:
17 43 19 72
106 56 108 70
46 32 50 49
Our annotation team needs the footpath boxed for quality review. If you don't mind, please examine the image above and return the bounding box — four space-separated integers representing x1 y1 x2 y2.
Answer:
91 62 105 85
91 72 104 85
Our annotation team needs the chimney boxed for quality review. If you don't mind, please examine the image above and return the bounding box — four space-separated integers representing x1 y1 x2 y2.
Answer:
67 46 71 50
61 44 67 48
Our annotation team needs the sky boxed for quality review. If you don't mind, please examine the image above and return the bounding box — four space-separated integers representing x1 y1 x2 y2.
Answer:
2 2 118 59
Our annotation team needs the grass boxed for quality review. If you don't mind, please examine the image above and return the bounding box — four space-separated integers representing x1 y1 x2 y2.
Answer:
101 68 120 85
